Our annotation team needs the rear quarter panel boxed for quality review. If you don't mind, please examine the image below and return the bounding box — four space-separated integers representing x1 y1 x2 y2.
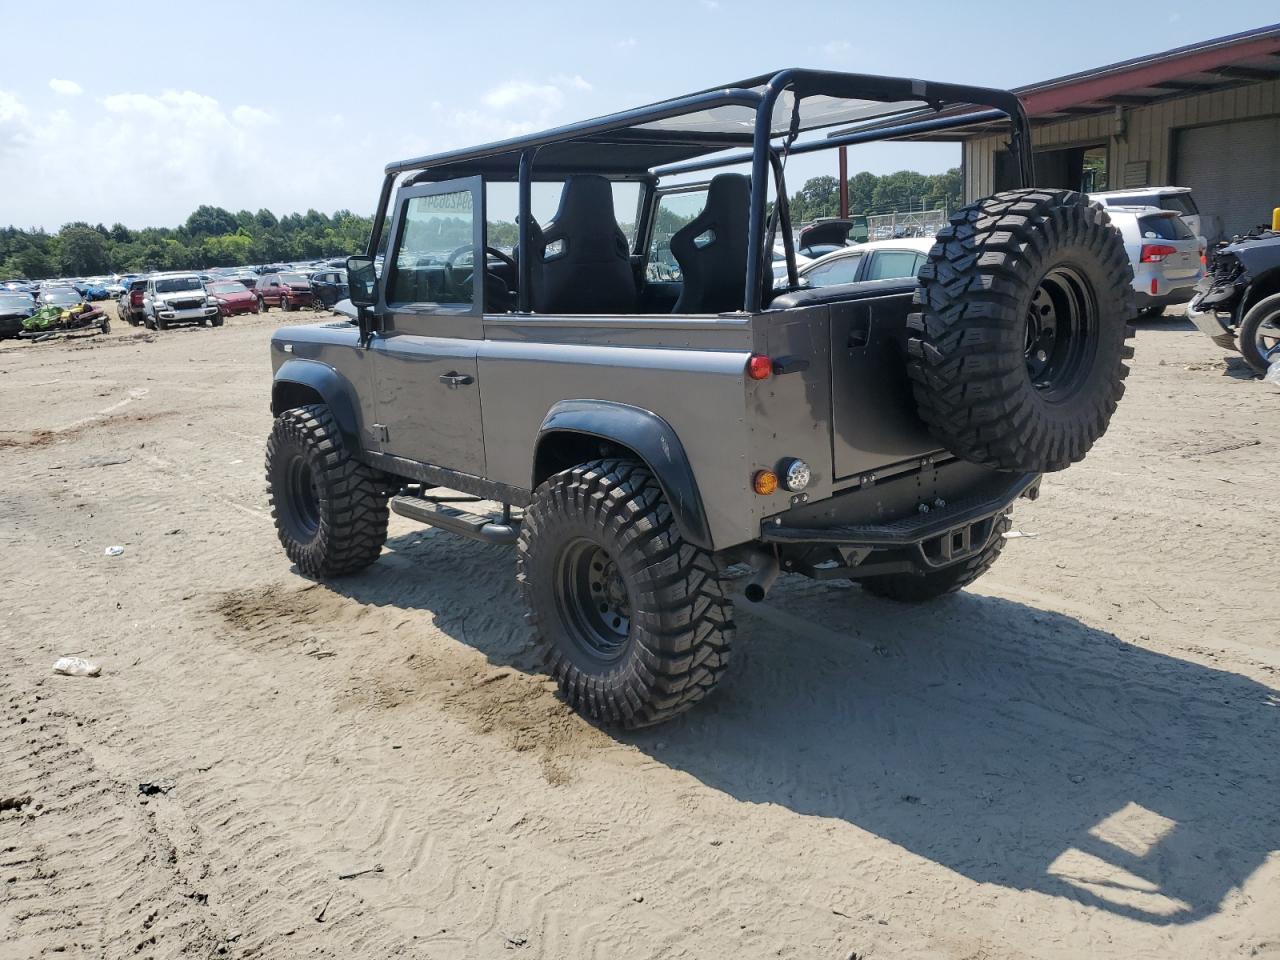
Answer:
479 316 760 549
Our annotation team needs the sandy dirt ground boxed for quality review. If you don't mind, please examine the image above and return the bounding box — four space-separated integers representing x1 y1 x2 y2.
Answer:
1 303 1278 960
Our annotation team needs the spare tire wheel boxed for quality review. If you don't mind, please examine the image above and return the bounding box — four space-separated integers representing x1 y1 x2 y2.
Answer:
906 189 1135 473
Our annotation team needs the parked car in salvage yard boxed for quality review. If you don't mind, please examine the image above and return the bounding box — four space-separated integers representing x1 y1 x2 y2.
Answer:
143 273 223 329
205 279 260 317
1107 206 1204 319
262 68 1137 729
255 270 315 312
1189 227 1280 374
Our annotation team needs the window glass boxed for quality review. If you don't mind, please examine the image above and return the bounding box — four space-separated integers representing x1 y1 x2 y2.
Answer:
646 189 707 281
804 253 863 287
1140 214 1194 241
865 249 922 281
485 181 642 255
1160 193 1197 216
390 189 475 306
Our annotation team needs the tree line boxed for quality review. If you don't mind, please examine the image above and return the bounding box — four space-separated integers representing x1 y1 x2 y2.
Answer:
0 206 374 279
0 168 962 279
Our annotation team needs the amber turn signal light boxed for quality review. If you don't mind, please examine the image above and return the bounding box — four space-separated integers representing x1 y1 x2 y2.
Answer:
752 470 779 495
746 354 773 380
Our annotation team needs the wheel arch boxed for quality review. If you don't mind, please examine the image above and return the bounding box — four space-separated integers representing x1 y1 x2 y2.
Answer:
533 400 712 550
1240 267 1280 320
272 358 363 454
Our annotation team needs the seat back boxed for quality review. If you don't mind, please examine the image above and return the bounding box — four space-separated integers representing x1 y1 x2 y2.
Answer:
531 175 635 314
670 173 750 314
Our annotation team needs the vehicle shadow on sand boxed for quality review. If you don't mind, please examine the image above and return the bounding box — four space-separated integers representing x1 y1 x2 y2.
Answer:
336 531 1280 928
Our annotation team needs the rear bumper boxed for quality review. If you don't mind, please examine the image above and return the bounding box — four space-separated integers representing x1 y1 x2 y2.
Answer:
758 469 1039 577
1134 285 1195 310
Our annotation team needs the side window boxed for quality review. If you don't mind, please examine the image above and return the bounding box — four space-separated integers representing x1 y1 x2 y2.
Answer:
646 189 707 281
389 188 476 307
804 253 863 288
866 249 922 281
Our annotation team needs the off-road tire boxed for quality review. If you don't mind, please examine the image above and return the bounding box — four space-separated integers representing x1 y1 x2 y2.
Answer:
1238 293 1280 375
517 458 734 729
859 513 1012 602
906 189 1135 473
155 313 168 331
211 314 224 327
265 403 389 578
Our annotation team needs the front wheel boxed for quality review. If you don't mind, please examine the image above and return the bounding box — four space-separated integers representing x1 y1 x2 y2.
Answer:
265 404 389 578
155 313 168 331
858 513 1011 602
281 296 291 312
258 296 268 313
1238 293 1280 375
211 314 224 327
517 459 734 728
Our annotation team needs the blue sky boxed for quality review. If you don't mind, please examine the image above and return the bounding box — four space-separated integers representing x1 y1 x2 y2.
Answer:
1 1 1276 229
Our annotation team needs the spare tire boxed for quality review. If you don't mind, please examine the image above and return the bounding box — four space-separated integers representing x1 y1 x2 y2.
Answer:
906 189 1135 473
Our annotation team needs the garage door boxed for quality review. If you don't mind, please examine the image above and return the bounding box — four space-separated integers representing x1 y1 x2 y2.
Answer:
1175 117 1280 239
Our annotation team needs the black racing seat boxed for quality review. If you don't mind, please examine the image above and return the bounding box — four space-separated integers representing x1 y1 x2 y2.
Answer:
530 175 636 314
670 173 750 314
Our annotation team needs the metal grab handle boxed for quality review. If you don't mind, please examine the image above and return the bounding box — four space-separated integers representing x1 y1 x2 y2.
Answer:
439 372 473 387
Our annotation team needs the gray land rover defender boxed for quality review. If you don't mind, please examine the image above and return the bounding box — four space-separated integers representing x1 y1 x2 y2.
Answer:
265 69 1135 728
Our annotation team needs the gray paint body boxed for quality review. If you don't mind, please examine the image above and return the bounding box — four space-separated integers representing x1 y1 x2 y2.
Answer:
270 278 960 552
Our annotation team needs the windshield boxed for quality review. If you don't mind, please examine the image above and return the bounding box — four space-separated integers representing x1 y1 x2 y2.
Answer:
0 294 33 310
155 277 202 293
208 282 245 295
42 288 81 304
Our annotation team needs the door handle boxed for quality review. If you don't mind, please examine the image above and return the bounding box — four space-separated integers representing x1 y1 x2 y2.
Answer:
439 372 473 388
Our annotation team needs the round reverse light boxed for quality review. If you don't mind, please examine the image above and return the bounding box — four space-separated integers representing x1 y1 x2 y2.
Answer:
752 470 779 496
780 457 811 492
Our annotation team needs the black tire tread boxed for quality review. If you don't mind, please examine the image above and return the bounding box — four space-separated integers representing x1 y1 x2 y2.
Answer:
517 458 734 729
265 403 389 577
906 188 1135 473
1238 292 1280 375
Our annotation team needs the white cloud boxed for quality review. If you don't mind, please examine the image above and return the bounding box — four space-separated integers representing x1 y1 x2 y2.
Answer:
615 37 638 49
48 78 83 97
482 80 564 111
552 74 593 93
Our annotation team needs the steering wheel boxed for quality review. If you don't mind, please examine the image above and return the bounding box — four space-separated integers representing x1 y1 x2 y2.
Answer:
444 245 516 296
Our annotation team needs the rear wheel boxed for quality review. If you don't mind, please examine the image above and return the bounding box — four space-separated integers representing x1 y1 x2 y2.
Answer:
517 458 734 728
265 404 389 578
859 513 1012 603
1238 293 1280 375
906 189 1135 473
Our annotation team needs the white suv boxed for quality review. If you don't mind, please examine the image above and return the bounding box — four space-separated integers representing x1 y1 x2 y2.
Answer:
143 274 221 330
1105 206 1204 319
1089 187 1221 246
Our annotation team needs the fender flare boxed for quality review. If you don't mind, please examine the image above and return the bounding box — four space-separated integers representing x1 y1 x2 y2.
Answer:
534 399 712 550
272 358 363 454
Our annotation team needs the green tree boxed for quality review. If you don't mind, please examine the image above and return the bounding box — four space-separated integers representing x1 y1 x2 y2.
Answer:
57 226 112 275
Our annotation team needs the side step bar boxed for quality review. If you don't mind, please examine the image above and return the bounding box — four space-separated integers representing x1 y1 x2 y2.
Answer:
389 494 520 545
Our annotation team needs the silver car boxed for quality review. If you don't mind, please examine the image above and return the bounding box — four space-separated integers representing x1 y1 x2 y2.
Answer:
1106 206 1204 319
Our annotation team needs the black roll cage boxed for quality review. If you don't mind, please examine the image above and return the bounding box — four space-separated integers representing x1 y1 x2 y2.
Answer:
366 69 1034 315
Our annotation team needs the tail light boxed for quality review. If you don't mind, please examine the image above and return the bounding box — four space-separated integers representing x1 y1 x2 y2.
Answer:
746 354 772 381
130 291 144 306
1140 244 1177 263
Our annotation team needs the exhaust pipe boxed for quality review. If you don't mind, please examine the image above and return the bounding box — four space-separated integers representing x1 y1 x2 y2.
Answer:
742 550 780 603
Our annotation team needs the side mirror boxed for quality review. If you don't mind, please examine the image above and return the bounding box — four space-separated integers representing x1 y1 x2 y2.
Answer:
346 255 378 308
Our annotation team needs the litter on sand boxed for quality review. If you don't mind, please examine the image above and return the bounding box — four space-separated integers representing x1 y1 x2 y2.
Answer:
1002 530 1040 539
53 656 102 677
104 545 125 557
